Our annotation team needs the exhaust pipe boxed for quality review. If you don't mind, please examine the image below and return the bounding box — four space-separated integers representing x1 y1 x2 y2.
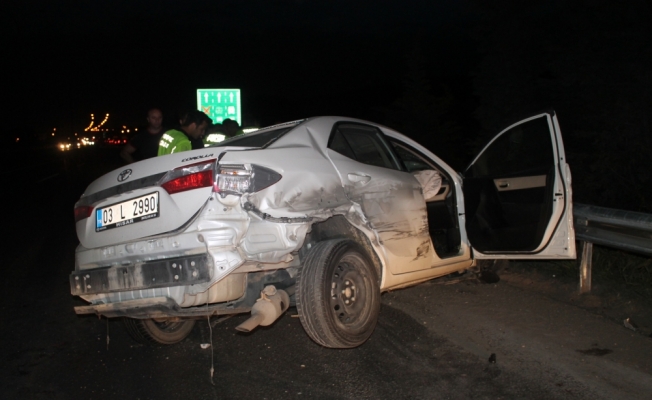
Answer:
236 285 290 333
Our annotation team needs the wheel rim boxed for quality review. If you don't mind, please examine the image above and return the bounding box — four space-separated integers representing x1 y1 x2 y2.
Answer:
329 252 371 330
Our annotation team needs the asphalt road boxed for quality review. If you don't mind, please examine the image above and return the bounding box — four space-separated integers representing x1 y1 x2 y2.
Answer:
2 145 651 399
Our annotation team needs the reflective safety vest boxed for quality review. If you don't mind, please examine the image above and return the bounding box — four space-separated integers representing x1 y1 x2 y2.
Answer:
157 129 192 156
203 132 226 146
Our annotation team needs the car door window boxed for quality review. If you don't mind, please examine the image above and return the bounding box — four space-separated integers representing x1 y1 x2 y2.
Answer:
329 123 401 170
391 141 437 172
467 117 554 178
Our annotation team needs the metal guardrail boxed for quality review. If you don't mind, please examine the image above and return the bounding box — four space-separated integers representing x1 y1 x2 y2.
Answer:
573 203 652 293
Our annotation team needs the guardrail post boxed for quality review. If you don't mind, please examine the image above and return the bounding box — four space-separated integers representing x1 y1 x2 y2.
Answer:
579 241 593 294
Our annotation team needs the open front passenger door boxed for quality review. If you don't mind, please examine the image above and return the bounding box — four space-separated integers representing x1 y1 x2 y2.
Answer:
463 111 575 259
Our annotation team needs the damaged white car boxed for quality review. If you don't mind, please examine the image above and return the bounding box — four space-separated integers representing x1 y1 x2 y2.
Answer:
71 112 575 348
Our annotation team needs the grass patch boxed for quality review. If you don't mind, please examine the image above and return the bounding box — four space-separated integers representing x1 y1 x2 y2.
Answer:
511 243 652 301
588 244 652 300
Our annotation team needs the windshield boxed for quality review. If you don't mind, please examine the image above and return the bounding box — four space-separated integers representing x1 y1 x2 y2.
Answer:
210 126 295 149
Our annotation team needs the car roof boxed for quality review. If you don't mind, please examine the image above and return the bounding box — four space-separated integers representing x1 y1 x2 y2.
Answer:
215 116 412 153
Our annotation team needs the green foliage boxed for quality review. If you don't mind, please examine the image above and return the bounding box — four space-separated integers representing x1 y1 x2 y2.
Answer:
590 246 652 300
514 244 652 301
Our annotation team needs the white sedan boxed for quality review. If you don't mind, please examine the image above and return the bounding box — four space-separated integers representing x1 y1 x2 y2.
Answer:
71 112 575 348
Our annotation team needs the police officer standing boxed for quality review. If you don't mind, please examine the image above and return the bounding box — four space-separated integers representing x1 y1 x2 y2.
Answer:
158 110 212 156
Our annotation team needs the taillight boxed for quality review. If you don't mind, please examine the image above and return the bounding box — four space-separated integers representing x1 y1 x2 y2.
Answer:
162 170 213 194
159 160 216 195
74 205 94 222
215 164 281 195
216 166 251 194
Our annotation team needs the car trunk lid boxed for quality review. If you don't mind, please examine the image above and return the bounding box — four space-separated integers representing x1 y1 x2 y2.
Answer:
75 149 220 249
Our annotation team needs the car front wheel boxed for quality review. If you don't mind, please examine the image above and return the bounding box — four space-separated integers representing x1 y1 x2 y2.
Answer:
123 318 196 345
297 239 380 348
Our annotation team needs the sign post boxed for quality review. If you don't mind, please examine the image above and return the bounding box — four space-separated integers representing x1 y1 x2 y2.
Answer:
196 89 241 125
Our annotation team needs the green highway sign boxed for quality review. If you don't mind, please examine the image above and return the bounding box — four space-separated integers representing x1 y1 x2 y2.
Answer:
196 89 241 125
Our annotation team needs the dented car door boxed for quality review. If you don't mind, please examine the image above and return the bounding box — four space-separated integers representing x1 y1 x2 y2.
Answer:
326 122 435 274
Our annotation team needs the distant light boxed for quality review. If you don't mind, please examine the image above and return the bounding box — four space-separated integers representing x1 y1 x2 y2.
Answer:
16 138 19 142
52 133 55 136
243 128 259 134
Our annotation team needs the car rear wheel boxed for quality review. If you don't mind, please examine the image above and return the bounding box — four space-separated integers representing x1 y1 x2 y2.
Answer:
123 318 196 345
297 239 380 348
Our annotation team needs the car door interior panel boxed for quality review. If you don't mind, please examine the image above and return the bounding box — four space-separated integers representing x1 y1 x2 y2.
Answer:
464 115 559 253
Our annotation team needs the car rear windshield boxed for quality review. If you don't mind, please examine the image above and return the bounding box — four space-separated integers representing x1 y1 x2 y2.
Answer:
212 127 294 148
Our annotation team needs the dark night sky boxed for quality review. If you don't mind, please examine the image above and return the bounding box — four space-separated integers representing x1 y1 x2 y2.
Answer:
4 0 476 133
3 1 652 210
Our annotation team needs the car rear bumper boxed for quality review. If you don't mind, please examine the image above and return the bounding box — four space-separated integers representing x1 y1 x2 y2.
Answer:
69 254 211 296
73 296 251 318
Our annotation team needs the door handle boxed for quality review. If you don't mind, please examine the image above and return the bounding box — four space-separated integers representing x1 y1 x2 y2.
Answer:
348 173 371 184
497 182 509 188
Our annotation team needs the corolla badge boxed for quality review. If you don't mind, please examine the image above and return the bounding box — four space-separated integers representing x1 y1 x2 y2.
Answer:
117 169 132 182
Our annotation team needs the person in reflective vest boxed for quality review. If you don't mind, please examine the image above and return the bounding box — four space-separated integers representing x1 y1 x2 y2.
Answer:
202 122 226 147
157 110 212 156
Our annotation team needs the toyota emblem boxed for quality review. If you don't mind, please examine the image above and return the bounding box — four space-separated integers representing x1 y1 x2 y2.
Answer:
117 169 132 182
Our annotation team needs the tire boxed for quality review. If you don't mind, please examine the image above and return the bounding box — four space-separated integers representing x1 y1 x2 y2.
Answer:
296 239 380 348
123 318 196 345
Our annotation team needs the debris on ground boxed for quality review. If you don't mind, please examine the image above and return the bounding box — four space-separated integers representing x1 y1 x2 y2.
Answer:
479 270 500 284
624 318 638 331
577 348 613 356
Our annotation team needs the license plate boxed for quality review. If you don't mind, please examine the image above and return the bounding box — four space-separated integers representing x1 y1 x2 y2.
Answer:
96 192 159 232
